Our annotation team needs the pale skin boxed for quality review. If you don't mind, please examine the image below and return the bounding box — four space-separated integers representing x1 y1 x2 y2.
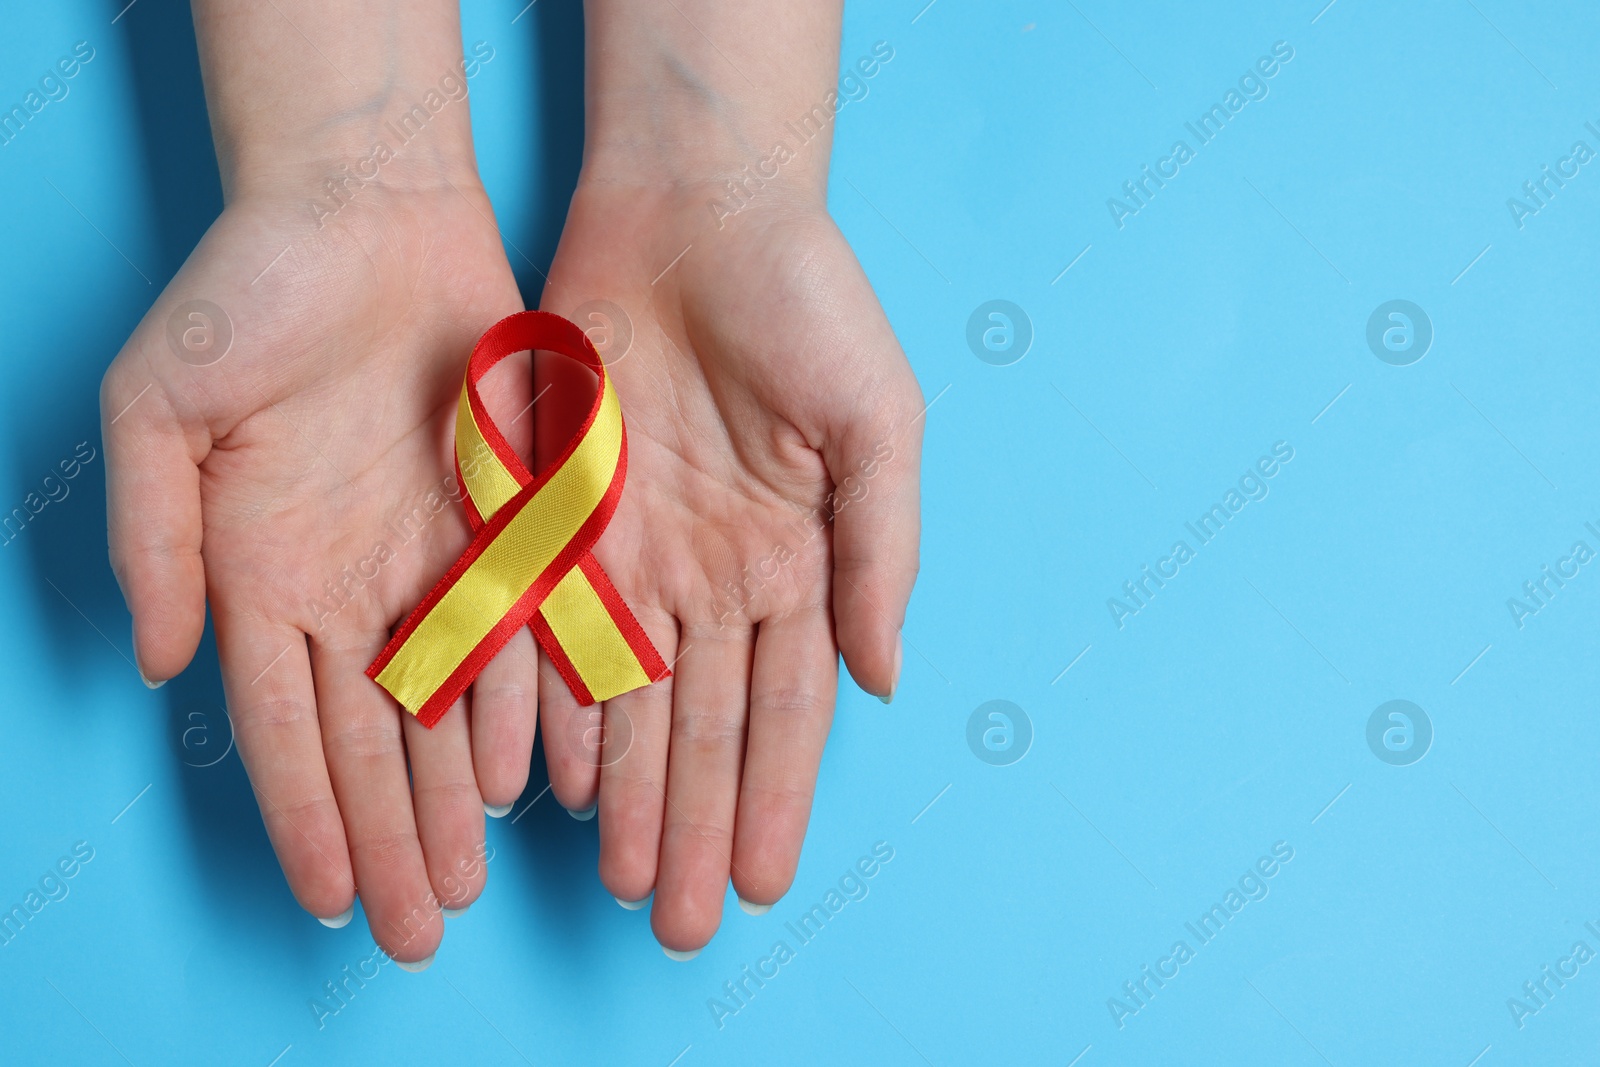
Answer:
102 0 921 961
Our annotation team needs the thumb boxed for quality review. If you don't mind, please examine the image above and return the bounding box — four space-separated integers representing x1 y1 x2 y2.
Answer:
101 365 207 687
823 370 923 704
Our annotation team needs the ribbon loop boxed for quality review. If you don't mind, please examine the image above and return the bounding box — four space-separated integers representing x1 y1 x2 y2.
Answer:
367 311 668 727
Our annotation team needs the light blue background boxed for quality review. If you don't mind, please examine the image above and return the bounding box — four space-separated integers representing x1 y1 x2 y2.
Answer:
3 1 1598 1064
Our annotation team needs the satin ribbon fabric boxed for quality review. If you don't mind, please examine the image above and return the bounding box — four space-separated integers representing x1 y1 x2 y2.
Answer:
367 311 669 728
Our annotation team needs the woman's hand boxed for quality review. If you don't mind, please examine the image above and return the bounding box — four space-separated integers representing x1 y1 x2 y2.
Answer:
103 178 539 965
101 0 539 963
536 158 923 952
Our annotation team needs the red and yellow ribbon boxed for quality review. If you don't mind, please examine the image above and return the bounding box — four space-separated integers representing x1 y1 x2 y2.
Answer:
367 311 668 728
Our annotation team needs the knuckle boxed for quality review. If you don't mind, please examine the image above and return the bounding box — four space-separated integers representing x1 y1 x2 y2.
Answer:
412 777 481 818
742 778 813 812
350 828 419 876
603 769 664 803
270 792 344 847
671 710 745 752
325 715 402 761
681 619 754 644
753 684 828 720
474 680 532 714
664 814 736 851
238 695 317 735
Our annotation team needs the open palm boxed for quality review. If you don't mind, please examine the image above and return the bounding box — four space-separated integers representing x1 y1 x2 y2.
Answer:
536 185 923 953
101 183 540 965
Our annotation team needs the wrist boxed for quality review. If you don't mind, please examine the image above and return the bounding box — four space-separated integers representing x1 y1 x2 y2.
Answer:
217 52 493 205
579 93 832 210
221 137 481 211
192 2 495 204
578 1 847 205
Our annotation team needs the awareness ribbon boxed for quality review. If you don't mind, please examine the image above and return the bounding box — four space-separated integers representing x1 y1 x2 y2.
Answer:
367 310 669 727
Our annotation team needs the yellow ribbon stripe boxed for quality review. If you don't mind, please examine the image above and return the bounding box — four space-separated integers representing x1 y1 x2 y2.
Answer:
368 310 668 725
373 376 623 716
453 381 652 700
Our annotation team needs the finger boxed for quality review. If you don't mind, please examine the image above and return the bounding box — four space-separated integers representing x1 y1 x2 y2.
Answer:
402 694 487 916
539 643 600 815
101 369 205 685
825 372 923 702
596 607 678 906
313 638 441 967
214 611 354 923
469 626 539 815
651 622 753 955
730 606 837 910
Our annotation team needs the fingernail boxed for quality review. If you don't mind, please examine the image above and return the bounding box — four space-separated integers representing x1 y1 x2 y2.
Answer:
132 621 164 690
614 895 650 911
737 897 773 916
662 945 701 961
484 802 513 818
879 636 902 704
566 804 597 821
316 903 355 929
394 952 436 973
442 904 471 918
